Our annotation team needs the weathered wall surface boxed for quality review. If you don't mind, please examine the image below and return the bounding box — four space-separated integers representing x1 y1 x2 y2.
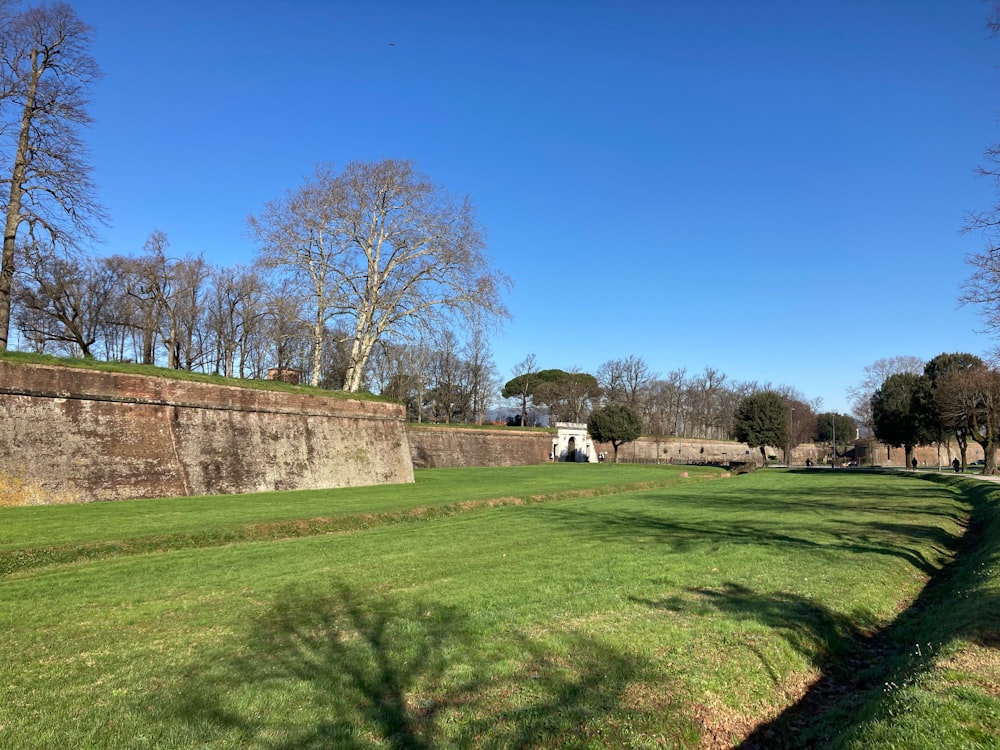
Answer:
408 425 553 469
0 362 413 502
597 436 762 464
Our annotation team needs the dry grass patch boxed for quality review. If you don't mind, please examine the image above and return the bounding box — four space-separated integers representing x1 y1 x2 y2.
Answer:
938 641 1000 698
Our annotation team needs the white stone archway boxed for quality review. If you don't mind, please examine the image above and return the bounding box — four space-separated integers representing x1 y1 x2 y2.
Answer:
552 422 597 462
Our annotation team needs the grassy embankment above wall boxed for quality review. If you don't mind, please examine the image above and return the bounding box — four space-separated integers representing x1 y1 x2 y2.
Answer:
0 350 391 402
0 465 998 748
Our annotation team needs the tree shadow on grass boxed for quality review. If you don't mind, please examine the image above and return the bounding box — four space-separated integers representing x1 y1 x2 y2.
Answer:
632 476 1000 748
169 583 678 749
634 583 865 672
539 504 950 576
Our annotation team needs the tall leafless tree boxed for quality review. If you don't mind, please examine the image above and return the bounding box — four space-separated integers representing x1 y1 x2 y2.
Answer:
250 159 511 391
463 325 498 425
249 175 342 386
0 2 104 350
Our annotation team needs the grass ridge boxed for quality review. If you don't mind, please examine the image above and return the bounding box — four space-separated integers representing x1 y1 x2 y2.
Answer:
0 477 702 579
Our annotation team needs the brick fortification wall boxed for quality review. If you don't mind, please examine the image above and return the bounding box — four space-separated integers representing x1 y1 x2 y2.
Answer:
597 436 761 464
408 425 553 469
0 362 414 502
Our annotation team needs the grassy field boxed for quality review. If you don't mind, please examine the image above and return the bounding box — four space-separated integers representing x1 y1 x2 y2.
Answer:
1 465 998 749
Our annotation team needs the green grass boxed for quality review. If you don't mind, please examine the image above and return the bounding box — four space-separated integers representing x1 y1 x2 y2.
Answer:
0 464 717 577
0 350 389 401
1 466 998 748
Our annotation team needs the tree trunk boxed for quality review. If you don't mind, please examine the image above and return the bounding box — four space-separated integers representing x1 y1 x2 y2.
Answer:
982 439 998 476
310 306 324 387
344 331 376 392
0 48 41 350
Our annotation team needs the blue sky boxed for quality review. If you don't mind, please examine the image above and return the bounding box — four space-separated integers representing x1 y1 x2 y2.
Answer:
67 0 999 414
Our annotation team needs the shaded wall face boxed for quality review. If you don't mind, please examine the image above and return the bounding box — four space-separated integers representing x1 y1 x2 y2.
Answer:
0 363 413 502
408 426 552 469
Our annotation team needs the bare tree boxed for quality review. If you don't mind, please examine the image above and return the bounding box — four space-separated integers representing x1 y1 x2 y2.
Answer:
113 253 159 365
0 2 104 350
13 241 116 357
125 232 208 370
502 353 539 426
849 357 925 466
688 367 731 439
170 253 210 371
205 264 266 378
463 325 499 425
597 355 654 410
848 356 925 427
370 338 437 422
778 388 819 464
960 145 1000 336
936 364 1000 475
251 159 511 392
426 329 469 423
655 368 688 437
960 4 1000 343
249 175 342 386
261 276 308 375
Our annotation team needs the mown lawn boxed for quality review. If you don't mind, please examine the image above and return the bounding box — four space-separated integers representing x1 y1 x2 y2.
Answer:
1 466 998 749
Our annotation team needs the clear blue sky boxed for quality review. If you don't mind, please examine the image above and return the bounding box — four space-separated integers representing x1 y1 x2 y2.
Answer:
68 0 999 414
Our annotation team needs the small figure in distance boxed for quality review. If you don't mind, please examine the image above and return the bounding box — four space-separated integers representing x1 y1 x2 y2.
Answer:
911 457 918 470
953 458 961 473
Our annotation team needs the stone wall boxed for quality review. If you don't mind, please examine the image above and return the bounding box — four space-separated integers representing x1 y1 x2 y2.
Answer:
0 362 413 502
596 435 762 464
408 425 553 468
407 428 757 469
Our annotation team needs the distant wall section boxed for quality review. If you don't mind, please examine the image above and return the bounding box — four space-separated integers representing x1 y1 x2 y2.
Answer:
0 362 413 502
597 436 761 464
408 425 553 469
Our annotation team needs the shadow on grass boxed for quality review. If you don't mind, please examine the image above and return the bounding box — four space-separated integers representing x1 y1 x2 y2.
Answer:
540 502 951 576
633 475 1000 748
169 583 685 749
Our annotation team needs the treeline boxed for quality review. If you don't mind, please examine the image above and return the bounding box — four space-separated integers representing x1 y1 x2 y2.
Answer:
499 354 841 443
866 352 1000 474
12 239 835 441
11 234 499 407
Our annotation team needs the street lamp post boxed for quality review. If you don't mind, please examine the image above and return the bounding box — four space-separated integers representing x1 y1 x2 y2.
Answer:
832 414 836 469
